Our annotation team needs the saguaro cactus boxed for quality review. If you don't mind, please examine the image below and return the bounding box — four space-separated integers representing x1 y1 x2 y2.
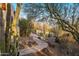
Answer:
5 3 11 54
0 3 5 54
5 3 21 55
10 3 21 55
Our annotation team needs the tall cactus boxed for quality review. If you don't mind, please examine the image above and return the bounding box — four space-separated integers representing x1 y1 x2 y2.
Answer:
5 3 11 54
0 3 5 54
10 3 21 55
5 3 21 55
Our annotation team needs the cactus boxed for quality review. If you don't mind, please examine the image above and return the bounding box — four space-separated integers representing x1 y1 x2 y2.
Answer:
4 3 21 55
0 3 21 56
0 3 5 54
5 3 11 54
10 3 21 55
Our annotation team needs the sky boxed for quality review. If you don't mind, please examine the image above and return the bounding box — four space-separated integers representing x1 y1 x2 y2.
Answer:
11 3 79 19
12 3 16 11
12 3 27 19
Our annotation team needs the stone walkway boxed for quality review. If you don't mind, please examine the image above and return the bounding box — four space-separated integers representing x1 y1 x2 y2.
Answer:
19 33 48 56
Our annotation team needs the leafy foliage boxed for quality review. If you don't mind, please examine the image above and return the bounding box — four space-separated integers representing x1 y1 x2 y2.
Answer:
19 19 33 37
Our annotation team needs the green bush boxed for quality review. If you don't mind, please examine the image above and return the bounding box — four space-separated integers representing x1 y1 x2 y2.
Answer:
19 19 33 37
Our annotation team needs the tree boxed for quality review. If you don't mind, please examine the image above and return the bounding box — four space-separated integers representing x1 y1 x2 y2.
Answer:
20 3 79 43
19 19 33 37
22 4 49 21
45 3 79 43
